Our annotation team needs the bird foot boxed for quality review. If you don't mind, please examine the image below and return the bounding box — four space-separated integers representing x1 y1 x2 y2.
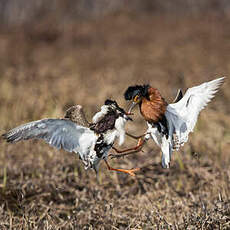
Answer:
109 167 140 177
123 167 140 177
104 159 140 176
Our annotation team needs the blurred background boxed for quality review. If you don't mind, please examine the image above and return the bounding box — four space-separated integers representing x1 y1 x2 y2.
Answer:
0 1 230 229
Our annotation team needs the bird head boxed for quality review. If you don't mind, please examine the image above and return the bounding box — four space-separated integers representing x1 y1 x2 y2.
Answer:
104 99 133 121
124 85 149 113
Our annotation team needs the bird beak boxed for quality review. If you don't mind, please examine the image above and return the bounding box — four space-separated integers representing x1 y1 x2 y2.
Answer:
128 102 138 113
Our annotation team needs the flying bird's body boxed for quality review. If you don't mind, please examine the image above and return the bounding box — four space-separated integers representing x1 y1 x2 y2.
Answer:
123 77 225 168
3 100 138 176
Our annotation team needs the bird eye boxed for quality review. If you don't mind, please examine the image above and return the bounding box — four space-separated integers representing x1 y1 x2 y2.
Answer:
133 95 139 102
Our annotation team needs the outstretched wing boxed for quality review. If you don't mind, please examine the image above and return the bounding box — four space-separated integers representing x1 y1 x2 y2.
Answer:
157 77 225 168
2 119 94 153
169 77 224 133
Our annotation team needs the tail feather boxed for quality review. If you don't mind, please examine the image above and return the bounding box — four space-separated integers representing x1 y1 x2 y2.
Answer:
161 136 172 168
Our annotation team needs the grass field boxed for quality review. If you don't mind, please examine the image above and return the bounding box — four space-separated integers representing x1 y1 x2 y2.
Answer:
0 13 230 229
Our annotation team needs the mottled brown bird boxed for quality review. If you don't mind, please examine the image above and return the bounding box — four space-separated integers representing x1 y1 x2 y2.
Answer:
3 100 139 176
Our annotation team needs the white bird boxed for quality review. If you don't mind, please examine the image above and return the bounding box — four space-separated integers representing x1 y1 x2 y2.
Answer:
118 77 225 168
2 99 139 176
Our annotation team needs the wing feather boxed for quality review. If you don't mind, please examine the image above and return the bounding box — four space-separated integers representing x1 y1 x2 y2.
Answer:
2 119 93 153
169 77 224 133
146 77 224 169
166 77 224 148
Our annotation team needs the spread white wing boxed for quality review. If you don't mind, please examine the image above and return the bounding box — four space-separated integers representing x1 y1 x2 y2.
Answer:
154 77 225 168
167 77 225 146
2 119 96 159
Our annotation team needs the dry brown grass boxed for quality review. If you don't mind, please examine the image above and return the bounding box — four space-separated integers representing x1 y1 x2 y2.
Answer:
0 13 230 229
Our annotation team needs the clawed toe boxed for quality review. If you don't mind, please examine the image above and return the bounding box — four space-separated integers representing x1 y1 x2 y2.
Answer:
127 168 140 176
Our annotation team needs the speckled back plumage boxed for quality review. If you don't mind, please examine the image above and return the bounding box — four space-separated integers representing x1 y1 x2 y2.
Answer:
64 105 89 127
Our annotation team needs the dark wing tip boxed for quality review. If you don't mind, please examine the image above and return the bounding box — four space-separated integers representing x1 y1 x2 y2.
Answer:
2 132 13 143
2 133 7 139
173 89 183 103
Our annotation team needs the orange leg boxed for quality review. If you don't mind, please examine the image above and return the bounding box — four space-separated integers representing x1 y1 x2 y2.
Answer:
110 138 146 159
110 132 146 155
112 138 145 154
104 159 140 177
